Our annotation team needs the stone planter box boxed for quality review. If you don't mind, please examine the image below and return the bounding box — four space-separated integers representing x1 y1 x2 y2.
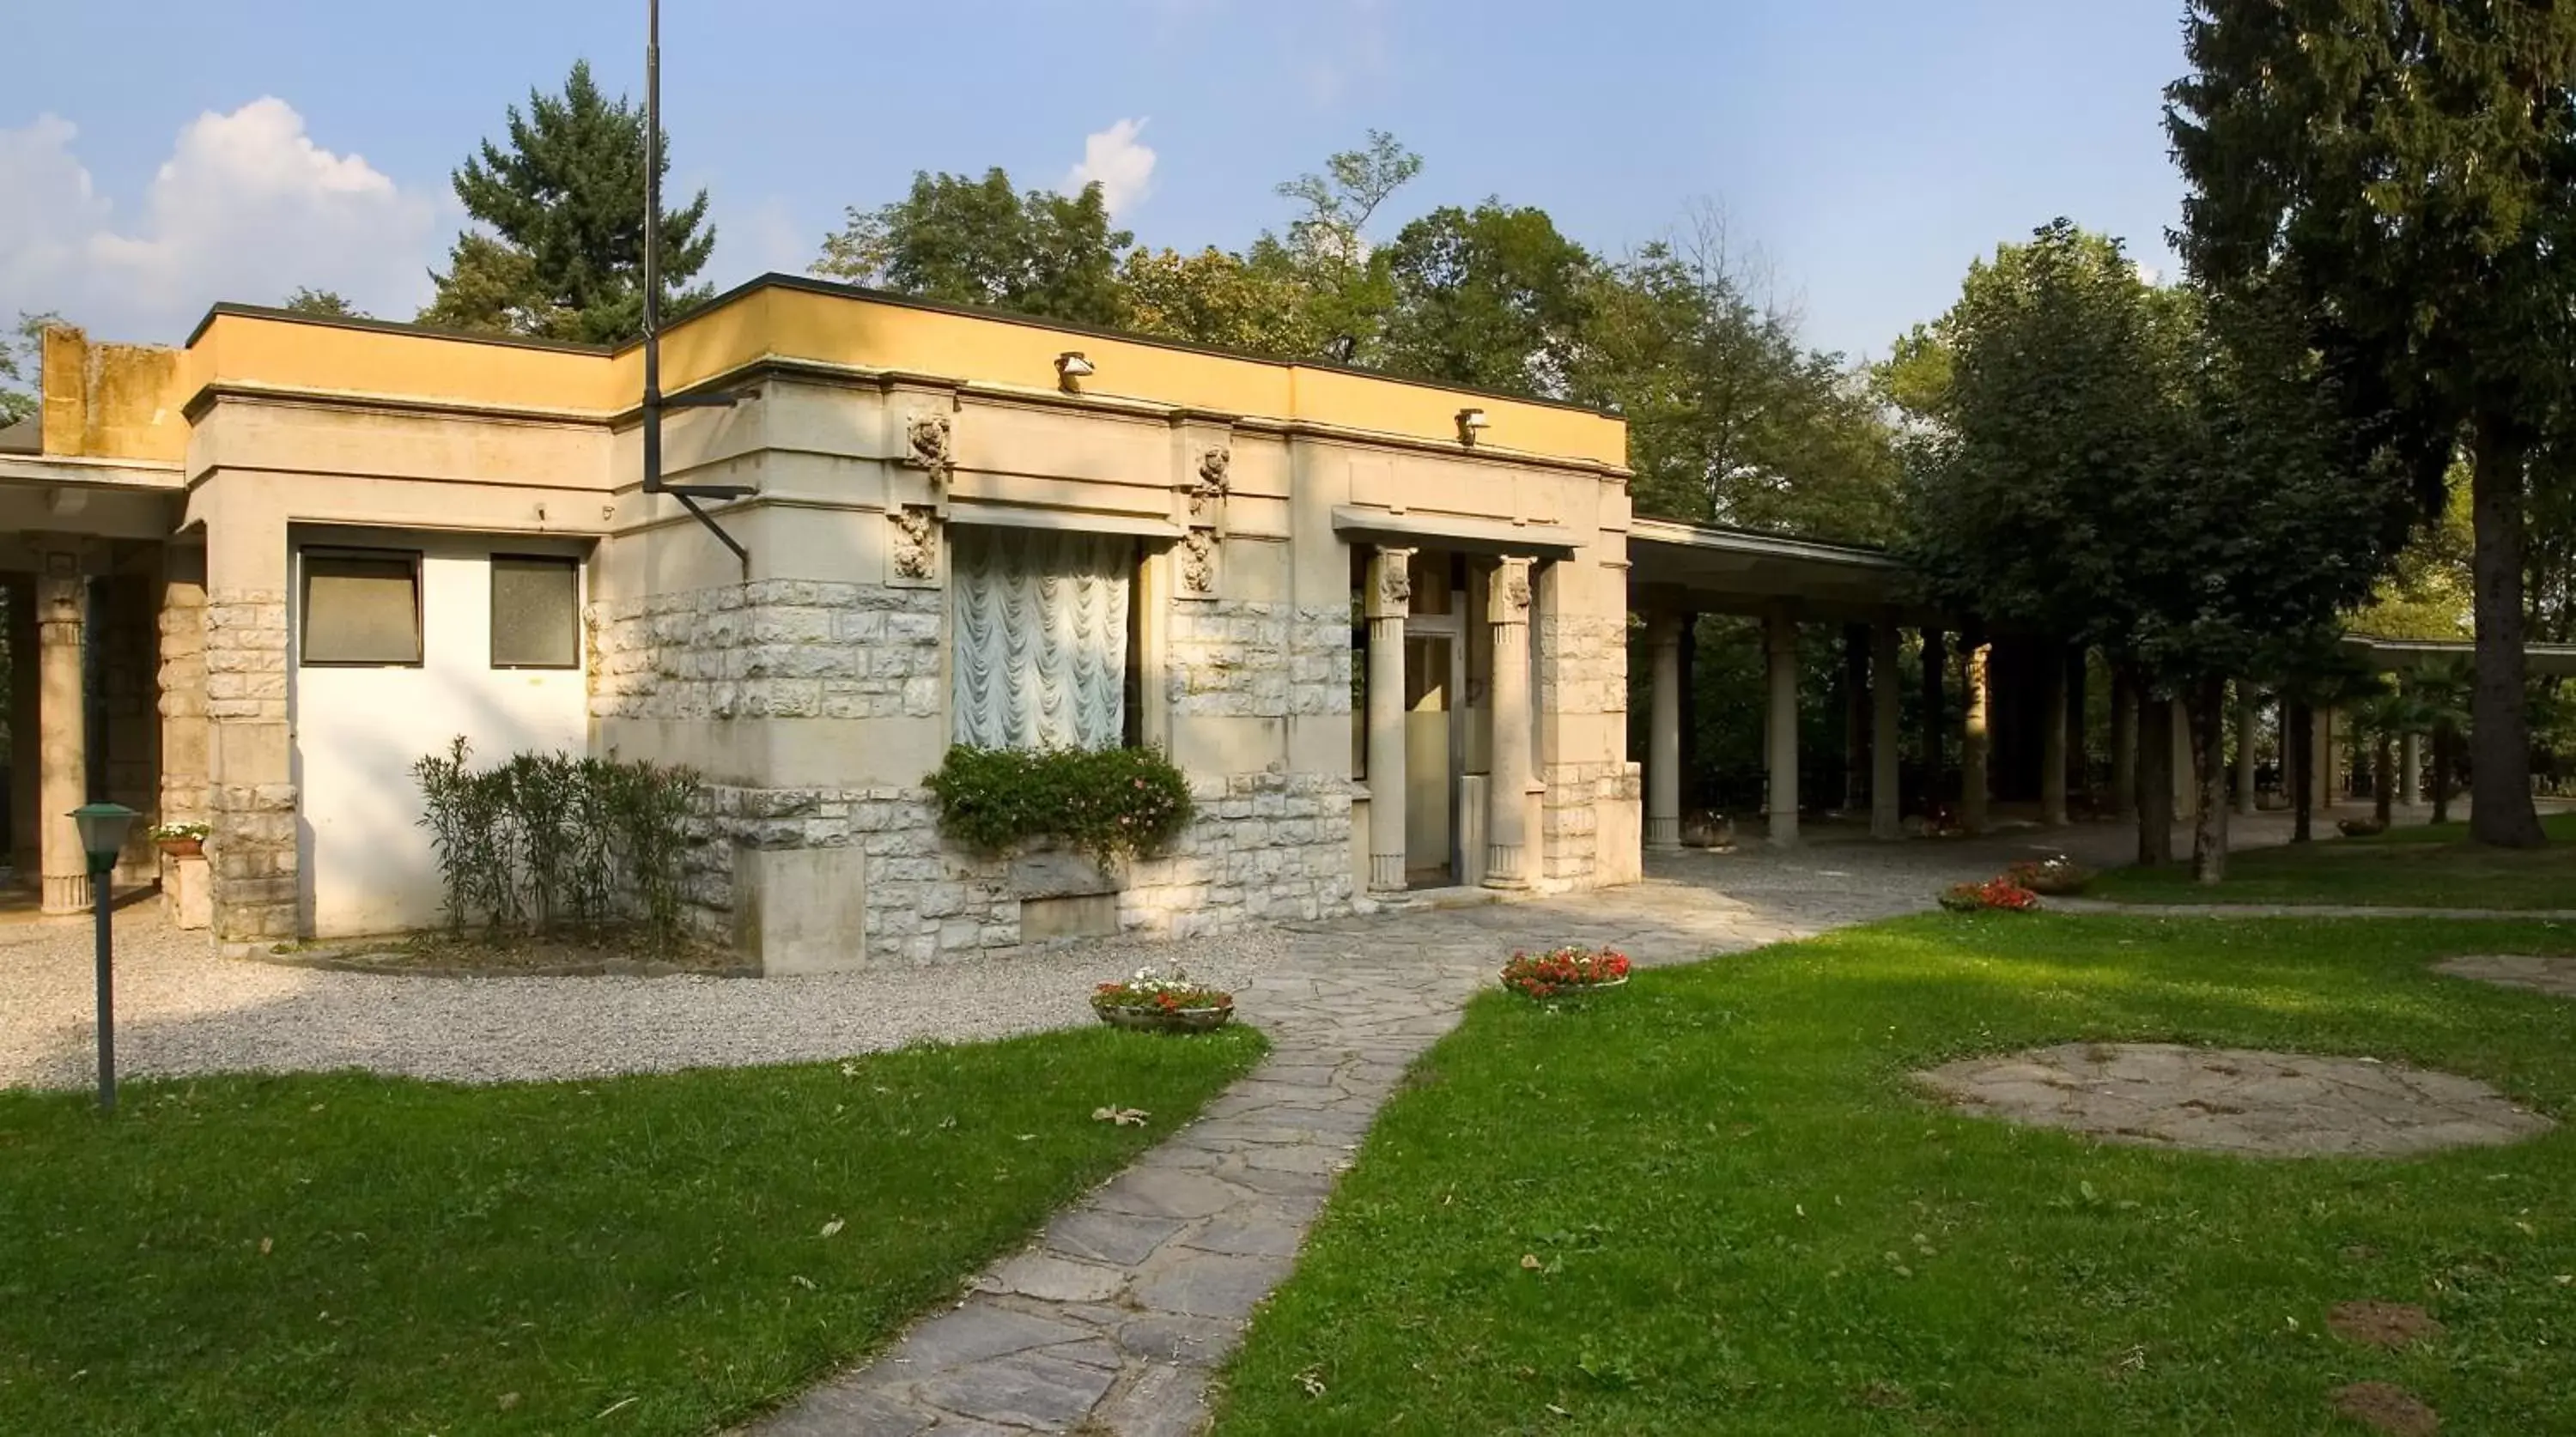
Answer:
1012 846 1126 942
1093 1002 1235 1034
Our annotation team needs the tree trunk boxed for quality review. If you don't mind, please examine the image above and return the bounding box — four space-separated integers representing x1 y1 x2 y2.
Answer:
2136 688 2174 865
2373 733 2395 830
2288 699 2314 844
2469 417 2547 846
2110 667 2139 818
2432 722 2455 825
2066 645 2089 808
1920 628 1947 817
2189 676 2229 882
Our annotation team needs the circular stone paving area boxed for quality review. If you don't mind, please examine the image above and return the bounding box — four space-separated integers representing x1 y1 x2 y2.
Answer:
1917 1043 2554 1157
2436 954 2576 997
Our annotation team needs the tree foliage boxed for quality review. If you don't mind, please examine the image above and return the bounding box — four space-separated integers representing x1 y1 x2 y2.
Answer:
422 60 715 344
1900 220 2403 876
816 169 1132 328
2166 0 2576 846
1379 202 1595 393
810 133 1899 544
0 310 59 429
283 288 363 318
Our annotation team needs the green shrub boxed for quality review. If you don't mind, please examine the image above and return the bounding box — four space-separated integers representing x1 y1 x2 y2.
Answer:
410 737 702 949
926 745 1194 866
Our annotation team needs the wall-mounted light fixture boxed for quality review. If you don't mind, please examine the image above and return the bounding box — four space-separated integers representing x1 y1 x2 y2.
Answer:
1455 407 1490 446
1057 351 1096 392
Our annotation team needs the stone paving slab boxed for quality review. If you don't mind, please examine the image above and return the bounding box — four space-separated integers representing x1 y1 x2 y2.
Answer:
2435 954 2576 997
1918 1042 2555 1157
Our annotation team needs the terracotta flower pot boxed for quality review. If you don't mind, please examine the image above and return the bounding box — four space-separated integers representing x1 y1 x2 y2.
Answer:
155 837 204 858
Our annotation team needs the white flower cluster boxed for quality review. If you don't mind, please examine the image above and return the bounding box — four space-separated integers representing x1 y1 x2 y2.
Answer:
1121 964 1200 994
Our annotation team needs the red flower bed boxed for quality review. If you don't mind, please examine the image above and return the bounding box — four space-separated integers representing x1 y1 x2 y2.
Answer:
1938 877 2042 913
1501 944 1633 998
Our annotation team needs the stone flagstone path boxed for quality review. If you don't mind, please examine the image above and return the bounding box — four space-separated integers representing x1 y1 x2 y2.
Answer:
744 855 1925 1437
745 818 2305 1435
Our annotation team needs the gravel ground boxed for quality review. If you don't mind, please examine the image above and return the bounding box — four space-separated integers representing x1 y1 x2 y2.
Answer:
0 912 1292 1090
0 809 2321 1093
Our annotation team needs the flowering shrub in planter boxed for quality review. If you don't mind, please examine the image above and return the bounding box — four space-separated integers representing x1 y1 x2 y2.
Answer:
1092 966 1235 1033
1938 878 2042 913
1501 945 1632 998
149 821 210 857
929 745 1194 867
2002 857 2093 895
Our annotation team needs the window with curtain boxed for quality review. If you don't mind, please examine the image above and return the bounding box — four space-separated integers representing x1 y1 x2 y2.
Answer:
950 526 1134 749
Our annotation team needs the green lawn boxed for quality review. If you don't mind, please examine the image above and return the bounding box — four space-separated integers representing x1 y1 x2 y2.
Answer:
2086 811 2576 908
1212 915 2576 1434
0 1027 1263 1436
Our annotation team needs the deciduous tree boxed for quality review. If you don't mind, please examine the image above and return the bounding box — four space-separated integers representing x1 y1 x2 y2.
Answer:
2167 0 2576 847
815 169 1130 328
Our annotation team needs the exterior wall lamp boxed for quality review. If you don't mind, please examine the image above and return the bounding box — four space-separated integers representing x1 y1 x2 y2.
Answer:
1456 407 1490 446
1057 351 1096 392
70 801 137 1113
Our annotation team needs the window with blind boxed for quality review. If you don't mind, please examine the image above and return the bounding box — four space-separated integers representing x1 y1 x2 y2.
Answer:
300 550 422 666
489 555 581 669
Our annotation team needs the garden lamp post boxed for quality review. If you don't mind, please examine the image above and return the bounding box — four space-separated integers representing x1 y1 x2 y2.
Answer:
70 802 137 1113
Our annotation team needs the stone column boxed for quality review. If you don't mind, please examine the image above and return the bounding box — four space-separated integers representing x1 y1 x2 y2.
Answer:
1484 557 1534 888
1765 606 1800 846
1961 634 1991 835
7 578 37 877
2399 731 2422 808
2040 643 2069 827
1364 546 1413 892
1643 611 1683 852
204 503 300 951
1870 620 1902 840
160 550 210 922
2234 687 2259 816
2110 672 2139 818
37 570 89 914
1842 624 1868 813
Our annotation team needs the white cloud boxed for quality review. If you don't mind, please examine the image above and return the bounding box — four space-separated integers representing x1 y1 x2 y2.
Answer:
0 100 443 342
1063 118 1157 220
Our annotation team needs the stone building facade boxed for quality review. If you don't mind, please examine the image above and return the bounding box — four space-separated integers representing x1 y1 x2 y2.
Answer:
0 276 1643 971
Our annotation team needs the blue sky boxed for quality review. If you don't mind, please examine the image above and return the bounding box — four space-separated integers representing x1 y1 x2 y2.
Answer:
4 0 2191 361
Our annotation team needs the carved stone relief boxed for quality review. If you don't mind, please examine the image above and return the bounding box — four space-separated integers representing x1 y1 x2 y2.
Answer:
903 410 954 478
1179 529 1218 597
890 505 939 581
1188 446 1230 519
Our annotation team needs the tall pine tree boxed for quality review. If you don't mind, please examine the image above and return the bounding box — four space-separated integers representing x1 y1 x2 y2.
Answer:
422 60 714 344
2166 0 2576 847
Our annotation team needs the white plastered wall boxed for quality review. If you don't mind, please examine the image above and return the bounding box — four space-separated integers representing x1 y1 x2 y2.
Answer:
289 528 591 937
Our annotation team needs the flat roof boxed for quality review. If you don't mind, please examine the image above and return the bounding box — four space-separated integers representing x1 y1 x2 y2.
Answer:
1628 515 1920 619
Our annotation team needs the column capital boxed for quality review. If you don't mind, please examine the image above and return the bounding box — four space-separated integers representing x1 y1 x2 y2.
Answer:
1643 609 1686 647
1765 604 1799 656
1486 555 1534 628
1365 546 1417 621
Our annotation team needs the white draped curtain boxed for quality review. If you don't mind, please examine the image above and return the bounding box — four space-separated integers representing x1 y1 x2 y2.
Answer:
950 526 1133 749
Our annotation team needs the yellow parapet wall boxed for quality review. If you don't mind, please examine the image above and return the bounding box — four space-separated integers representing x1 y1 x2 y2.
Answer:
46 276 1628 471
